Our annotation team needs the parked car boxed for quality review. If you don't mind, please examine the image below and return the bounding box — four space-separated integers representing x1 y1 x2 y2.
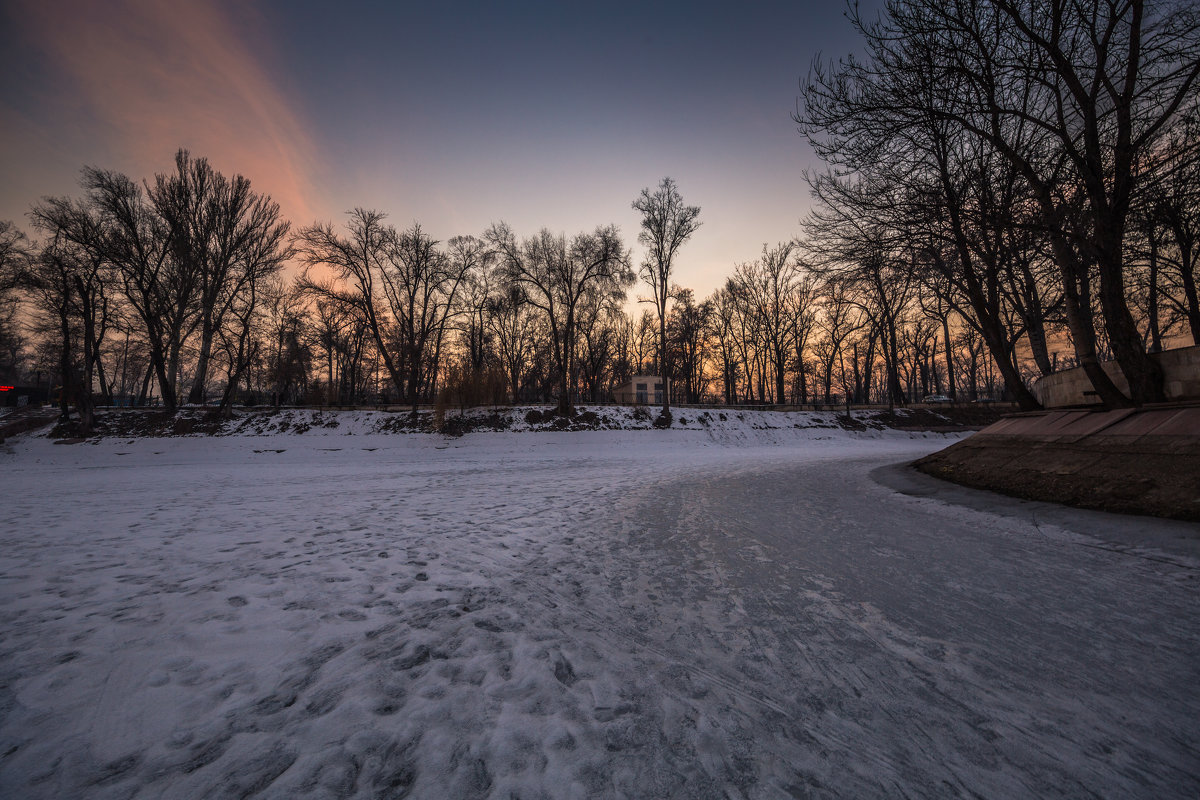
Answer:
922 394 953 403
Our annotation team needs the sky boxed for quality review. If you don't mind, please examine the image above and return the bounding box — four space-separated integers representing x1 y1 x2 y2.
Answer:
0 0 879 299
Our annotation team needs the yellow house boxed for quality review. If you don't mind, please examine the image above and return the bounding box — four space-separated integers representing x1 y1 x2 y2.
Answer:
613 375 664 404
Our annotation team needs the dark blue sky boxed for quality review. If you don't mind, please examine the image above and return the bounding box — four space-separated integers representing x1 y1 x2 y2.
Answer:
1 0 879 294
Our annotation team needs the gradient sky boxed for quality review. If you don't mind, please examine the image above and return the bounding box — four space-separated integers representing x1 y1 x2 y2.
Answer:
0 0 878 298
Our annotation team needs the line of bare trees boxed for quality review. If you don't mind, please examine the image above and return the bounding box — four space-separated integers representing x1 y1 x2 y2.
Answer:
3 0 1198 436
1 148 1194 435
0 151 292 430
0 155 651 431
4 151 1003 436
794 0 1200 410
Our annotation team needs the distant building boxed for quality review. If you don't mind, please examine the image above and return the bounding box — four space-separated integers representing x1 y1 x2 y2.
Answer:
0 385 41 407
613 376 664 405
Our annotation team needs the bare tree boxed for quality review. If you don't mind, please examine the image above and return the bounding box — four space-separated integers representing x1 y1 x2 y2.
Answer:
0 222 30 294
0 222 33 384
83 167 198 410
147 151 292 405
986 0 1199 403
576 284 626 402
813 279 866 404
631 310 658 376
633 177 701 416
28 199 118 404
25 200 122 430
1149 114 1200 345
804 204 916 409
210 220 291 417
456 239 497 377
733 243 812 404
803 0 1200 406
706 285 743 403
295 209 407 402
486 283 537 402
665 288 711 403
485 223 632 415
383 225 475 412
260 280 312 406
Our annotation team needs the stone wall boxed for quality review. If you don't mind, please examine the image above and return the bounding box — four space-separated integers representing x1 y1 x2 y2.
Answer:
1033 344 1200 408
913 405 1200 521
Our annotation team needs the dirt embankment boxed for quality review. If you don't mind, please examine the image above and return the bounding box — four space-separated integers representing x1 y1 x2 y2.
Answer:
0 408 59 443
914 406 1200 522
32 403 1010 442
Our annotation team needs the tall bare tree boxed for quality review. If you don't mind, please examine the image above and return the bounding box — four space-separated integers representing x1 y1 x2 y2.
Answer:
665 288 712 403
633 177 701 415
799 0 1200 407
0 222 33 385
84 167 198 410
1149 114 1200 345
26 200 121 429
147 151 291 404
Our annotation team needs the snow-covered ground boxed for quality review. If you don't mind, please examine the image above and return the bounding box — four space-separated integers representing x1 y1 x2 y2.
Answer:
1 416 1197 798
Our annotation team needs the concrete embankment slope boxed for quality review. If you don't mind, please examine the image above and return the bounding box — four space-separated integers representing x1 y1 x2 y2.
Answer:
914 405 1200 522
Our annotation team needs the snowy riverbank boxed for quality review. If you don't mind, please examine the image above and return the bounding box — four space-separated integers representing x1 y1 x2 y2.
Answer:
20 403 993 444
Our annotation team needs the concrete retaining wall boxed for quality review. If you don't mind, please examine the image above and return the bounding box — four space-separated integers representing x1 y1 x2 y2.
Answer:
1033 345 1200 408
914 405 1200 521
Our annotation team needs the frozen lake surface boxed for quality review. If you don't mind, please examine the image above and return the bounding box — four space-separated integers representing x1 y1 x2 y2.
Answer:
1 419 1197 798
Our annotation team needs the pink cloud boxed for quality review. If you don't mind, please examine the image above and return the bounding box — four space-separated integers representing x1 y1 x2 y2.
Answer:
13 0 321 224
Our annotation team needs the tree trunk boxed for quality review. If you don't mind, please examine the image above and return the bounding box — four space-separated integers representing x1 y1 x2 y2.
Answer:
556 310 574 417
138 362 153 406
774 345 786 408
973 315 1041 410
942 194 1041 410
1148 231 1162 353
659 313 670 416
1026 320 1054 377
77 299 96 434
189 321 214 404
883 315 904 409
863 331 877 404
152 341 176 411
939 315 956 399
1017 261 1054 376
57 302 72 422
1178 239 1200 346
1047 231 1131 408
1095 234 1165 405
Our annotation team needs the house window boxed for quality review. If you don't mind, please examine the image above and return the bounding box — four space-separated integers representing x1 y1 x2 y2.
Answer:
636 383 647 391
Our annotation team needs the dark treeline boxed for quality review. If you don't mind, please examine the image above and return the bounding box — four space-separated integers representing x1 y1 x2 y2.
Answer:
1 3 1197 430
796 0 1200 410
0 158 1012 433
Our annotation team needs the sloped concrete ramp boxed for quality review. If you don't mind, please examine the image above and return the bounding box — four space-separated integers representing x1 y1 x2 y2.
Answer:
914 405 1200 521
